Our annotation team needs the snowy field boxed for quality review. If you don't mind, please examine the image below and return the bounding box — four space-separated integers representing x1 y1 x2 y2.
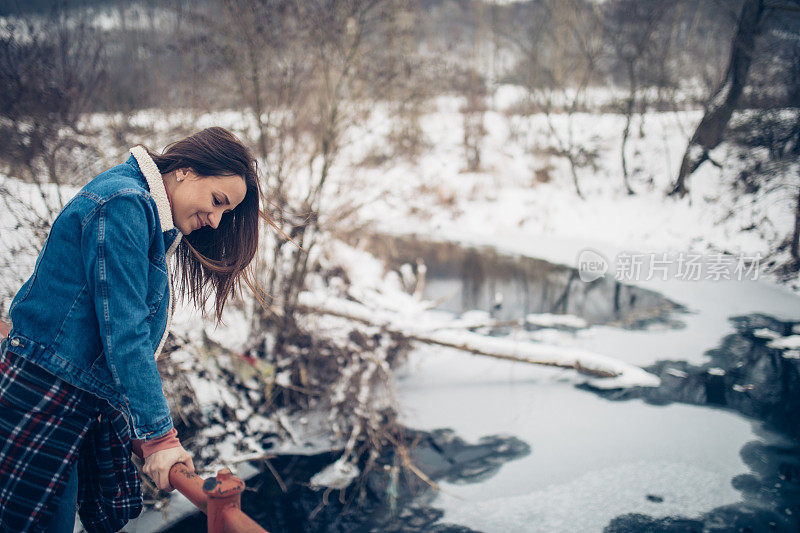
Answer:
348 91 791 278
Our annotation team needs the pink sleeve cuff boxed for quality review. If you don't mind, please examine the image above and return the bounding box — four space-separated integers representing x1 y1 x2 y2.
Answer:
131 427 180 459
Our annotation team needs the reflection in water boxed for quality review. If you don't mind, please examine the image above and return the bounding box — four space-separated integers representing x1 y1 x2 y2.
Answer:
589 313 800 532
361 235 686 329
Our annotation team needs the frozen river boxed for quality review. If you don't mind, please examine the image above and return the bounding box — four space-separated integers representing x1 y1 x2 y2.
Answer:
154 234 800 533
391 235 800 532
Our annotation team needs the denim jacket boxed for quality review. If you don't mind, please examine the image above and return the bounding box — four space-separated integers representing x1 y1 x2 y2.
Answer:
7 147 182 440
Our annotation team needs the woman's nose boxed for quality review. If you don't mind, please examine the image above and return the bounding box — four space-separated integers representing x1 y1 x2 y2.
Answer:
209 212 220 229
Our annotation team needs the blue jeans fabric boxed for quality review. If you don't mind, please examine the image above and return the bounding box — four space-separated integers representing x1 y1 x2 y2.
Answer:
48 460 78 533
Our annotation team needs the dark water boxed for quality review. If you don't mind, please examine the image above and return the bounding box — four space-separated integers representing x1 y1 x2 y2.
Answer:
360 234 687 330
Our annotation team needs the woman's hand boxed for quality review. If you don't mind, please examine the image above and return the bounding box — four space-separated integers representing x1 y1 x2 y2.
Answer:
142 445 195 491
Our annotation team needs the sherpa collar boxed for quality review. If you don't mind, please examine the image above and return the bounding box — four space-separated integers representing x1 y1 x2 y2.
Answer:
129 145 182 362
130 145 175 232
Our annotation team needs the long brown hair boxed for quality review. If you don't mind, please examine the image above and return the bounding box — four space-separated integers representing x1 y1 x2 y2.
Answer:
144 127 262 320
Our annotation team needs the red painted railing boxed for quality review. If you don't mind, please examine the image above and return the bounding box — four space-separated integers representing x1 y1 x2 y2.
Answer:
169 464 267 533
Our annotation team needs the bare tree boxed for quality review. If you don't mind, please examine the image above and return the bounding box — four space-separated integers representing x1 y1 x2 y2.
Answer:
196 0 402 348
723 12 800 269
604 0 672 194
378 2 430 162
788 33 800 265
461 0 489 173
461 67 488 173
0 3 106 313
506 0 605 199
187 3 422 491
668 0 766 197
0 5 106 196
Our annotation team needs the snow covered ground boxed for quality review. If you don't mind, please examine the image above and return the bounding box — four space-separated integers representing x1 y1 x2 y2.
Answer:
343 90 796 290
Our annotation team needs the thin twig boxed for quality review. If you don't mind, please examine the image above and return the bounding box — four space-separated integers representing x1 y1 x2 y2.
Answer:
263 458 288 493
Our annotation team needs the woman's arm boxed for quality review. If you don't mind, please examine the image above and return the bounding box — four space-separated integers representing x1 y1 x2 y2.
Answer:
81 192 174 439
131 427 180 458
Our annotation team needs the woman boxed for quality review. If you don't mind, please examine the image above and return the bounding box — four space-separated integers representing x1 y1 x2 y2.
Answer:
0 127 262 532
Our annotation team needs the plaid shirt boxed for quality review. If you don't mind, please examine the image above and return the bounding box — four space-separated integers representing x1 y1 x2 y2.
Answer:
0 340 142 532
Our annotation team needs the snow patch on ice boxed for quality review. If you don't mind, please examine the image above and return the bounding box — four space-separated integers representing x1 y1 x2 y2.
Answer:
768 335 800 350
310 457 360 490
526 313 588 328
439 461 739 533
666 368 688 378
753 328 782 339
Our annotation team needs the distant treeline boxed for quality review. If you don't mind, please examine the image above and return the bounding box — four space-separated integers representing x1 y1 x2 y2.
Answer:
1 0 797 114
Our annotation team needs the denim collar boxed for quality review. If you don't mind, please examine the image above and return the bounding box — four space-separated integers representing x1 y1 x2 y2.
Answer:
129 146 175 232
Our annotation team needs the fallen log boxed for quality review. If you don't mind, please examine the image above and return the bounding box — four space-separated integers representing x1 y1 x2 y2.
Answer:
403 329 616 378
295 294 660 387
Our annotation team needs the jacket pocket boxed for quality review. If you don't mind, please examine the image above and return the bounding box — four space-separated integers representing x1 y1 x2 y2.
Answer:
88 348 114 384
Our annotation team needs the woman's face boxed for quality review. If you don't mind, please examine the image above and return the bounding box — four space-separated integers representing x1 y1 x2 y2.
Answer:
171 169 247 235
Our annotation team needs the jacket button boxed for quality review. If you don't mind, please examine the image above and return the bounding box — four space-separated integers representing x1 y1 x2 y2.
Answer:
9 338 20 347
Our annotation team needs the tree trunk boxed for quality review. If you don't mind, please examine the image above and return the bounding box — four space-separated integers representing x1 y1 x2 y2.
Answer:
621 68 636 195
668 0 765 197
791 184 800 262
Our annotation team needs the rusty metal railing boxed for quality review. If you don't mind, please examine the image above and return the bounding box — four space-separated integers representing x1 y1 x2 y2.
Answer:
169 463 268 533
